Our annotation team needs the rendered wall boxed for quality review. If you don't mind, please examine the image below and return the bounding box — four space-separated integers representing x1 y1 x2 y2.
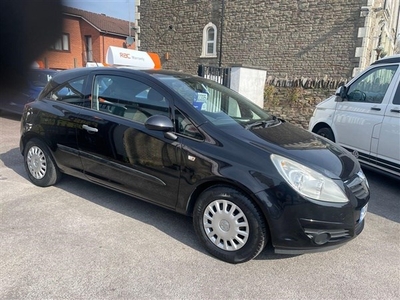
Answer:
230 67 267 107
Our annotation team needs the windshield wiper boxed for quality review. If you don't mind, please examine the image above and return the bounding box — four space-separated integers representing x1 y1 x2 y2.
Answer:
245 118 280 130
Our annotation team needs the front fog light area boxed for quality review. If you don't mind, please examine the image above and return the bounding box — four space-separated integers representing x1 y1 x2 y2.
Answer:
271 154 349 203
313 232 331 245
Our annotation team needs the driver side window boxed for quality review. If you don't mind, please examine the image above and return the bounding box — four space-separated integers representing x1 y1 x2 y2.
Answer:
347 65 398 103
92 75 170 123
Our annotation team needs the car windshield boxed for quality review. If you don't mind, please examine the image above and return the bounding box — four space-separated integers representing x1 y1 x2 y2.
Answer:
155 73 274 127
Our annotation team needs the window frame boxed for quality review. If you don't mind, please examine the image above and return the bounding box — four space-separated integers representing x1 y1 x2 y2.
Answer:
45 76 87 106
85 35 93 62
174 108 204 141
393 83 400 105
91 74 171 123
200 22 217 58
346 65 398 104
49 33 70 52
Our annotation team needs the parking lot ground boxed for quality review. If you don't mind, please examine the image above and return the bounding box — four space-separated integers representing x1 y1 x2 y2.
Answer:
1 112 399 299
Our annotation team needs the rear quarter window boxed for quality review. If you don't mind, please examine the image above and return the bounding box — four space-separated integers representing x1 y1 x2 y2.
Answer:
42 76 88 107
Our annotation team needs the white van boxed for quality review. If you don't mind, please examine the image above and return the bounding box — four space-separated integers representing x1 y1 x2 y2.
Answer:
309 54 400 177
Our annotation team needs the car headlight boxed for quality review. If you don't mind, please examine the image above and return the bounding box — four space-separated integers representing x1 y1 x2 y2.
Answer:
271 154 348 203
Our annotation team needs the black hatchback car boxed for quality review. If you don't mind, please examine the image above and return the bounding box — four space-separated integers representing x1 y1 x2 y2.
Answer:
20 67 370 263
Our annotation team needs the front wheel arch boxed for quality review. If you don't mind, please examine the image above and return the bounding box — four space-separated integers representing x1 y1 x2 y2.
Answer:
185 181 273 230
312 123 335 142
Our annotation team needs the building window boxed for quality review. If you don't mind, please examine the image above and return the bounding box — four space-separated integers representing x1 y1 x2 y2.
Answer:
201 22 217 57
50 33 70 52
85 35 93 62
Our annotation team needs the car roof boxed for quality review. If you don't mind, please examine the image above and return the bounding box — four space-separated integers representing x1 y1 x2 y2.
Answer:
50 67 195 84
371 54 400 65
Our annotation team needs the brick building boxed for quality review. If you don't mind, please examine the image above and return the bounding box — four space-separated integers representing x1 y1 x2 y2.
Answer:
136 0 399 79
36 6 133 70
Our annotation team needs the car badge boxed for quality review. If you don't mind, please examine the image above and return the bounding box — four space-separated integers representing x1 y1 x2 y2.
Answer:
352 150 359 158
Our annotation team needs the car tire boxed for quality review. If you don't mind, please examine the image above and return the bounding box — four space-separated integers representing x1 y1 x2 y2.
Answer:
24 138 61 187
316 127 335 142
193 186 268 264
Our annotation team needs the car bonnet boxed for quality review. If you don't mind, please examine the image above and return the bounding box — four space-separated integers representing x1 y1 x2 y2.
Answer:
223 121 360 180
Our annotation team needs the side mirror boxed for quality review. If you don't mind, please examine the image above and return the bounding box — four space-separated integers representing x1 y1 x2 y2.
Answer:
145 115 174 131
335 86 347 102
144 115 177 140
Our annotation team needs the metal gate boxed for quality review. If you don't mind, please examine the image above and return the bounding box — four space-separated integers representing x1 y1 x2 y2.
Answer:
197 65 231 88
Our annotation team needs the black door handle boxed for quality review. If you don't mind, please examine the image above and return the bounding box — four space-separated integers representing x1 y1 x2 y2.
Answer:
390 109 400 113
370 107 381 111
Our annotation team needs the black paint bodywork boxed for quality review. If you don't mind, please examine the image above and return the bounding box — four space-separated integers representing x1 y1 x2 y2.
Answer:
20 67 370 254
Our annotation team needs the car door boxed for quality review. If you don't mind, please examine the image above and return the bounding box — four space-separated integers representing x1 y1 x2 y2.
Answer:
76 72 181 208
333 65 398 162
38 75 89 178
375 80 400 175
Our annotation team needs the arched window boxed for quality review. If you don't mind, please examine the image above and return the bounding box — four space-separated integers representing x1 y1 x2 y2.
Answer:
201 22 217 57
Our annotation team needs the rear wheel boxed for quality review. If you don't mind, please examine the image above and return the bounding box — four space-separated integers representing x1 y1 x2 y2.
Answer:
316 127 335 142
24 138 61 187
193 186 267 264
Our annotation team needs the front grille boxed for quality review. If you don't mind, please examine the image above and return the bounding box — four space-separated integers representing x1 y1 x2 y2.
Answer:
345 172 369 199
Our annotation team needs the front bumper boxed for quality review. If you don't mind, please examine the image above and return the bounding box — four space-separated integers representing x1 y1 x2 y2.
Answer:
274 216 366 255
255 173 369 254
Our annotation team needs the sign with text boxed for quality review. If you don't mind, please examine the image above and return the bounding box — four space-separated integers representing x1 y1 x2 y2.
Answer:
106 46 161 70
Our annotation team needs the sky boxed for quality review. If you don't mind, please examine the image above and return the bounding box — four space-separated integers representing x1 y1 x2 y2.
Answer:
63 0 135 21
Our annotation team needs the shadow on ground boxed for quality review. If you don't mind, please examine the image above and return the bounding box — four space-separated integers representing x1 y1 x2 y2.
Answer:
362 168 399 223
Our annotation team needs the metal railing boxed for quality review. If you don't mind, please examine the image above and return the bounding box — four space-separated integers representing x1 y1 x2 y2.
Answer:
197 65 231 88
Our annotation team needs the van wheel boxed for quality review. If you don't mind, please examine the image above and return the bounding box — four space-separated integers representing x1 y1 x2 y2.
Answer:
24 138 61 187
193 186 267 264
316 127 335 142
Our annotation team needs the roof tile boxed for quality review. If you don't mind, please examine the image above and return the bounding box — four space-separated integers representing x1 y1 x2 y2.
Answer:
63 6 131 36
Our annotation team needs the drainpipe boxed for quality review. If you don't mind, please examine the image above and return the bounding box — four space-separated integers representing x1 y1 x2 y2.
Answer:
396 5 400 51
218 0 225 67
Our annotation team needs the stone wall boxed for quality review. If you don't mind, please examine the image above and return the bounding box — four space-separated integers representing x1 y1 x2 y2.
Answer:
138 0 367 79
263 85 334 129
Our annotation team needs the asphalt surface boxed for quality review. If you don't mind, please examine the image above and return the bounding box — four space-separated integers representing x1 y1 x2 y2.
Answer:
1 111 399 300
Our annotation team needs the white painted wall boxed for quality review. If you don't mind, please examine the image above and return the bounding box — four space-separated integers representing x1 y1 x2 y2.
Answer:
230 67 267 108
